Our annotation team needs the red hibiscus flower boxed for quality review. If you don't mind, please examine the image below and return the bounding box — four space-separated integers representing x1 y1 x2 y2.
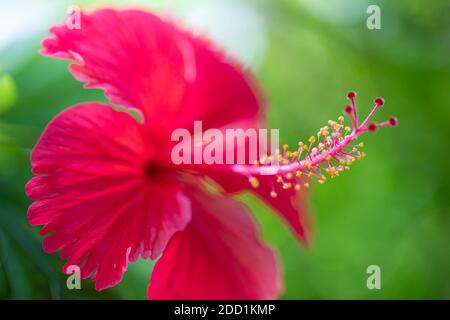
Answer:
25 8 396 299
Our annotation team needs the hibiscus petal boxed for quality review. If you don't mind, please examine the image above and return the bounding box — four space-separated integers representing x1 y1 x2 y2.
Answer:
25 103 191 290
171 126 311 244
41 9 263 133
206 171 311 244
147 186 282 300
253 176 311 244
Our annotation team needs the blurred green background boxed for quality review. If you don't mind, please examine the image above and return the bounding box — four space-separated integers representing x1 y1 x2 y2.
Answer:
0 0 449 299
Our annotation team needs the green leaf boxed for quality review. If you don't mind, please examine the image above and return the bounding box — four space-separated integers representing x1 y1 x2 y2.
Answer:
0 74 17 115
0 203 62 299
0 230 32 299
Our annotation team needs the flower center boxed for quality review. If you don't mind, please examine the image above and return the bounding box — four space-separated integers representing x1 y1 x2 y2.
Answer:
145 161 159 179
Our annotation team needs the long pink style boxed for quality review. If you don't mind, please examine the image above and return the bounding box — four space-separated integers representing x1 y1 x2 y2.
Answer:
233 91 398 198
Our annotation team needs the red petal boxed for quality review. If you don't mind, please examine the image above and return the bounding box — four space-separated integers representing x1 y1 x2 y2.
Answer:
147 186 282 300
25 103 191 290
207 171 311 244
42 9 263 133
255 176 310 244
170 127 311 243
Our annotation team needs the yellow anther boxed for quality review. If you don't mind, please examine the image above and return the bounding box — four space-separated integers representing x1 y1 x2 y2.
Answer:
276 176 283 183
277 154 284 162
270 191 278 198
328 167 336 176
298 141 304 147
305 162 312 169
309 136 316 144
345 166 350 170
295 171 302 177
282 183 292 190
318 179 325 184
303 182 310 188
302 144 308 151
307 172 313 178
358 142 364 147
339 159 346 165
253 159 259 167
345 126 351 133
285 172 293 180
328 120 337 127
361 152 367 158
291 151 298 158
248 176 259 188
325 155 332 161
283 144 289 150
338 116 344 122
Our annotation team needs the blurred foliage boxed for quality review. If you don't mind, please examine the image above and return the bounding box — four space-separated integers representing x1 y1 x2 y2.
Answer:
0 74 17 115
0 0 449 299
